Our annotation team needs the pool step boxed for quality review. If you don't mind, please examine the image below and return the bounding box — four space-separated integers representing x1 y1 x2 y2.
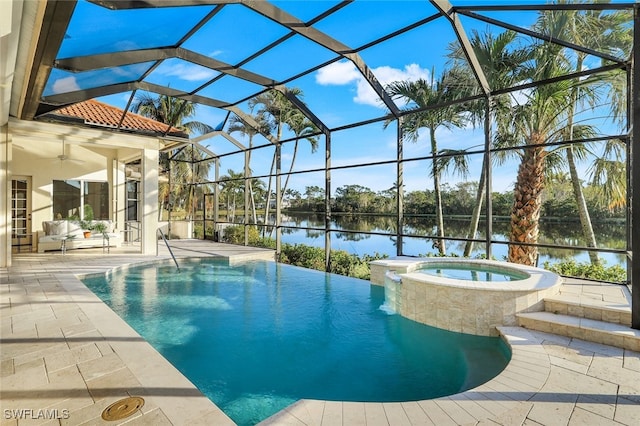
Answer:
516 311 640 352
543 293 632 326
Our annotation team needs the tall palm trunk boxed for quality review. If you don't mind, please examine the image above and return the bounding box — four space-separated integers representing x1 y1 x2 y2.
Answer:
281 140 299 205
263 121 283 234
249 181 257 224
464 156 486 256
262 153 276 235
567 145 600 265
567 56 600 265
247 136 258 225
431 128 446 255
508 140 546 266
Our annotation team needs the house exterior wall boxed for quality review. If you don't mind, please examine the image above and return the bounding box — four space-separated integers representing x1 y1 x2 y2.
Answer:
11 139 112 231
141 148 158 255
3 118 163 263
1 124 11 267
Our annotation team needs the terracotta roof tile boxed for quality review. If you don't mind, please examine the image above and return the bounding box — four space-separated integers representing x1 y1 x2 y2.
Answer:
48 99 188 138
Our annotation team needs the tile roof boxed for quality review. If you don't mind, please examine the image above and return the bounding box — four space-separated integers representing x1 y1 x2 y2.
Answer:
45 99 188 138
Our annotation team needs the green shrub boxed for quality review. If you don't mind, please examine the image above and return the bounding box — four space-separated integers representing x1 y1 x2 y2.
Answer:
256 237 276 249
281 244 326 271
219 233 387 280
279 244 387 280
193 223 204 239
543 259 626 283
328 250 360 277
221 225 243 244
221 225 261 245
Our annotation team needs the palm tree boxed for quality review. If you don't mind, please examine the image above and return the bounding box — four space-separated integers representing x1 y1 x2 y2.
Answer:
249 88 309 229
131 94 214 220
283 188 301 207
304 185 324 210
157 176 171 220
590 63 630 214
434 149 470 184
219 169 244 221
587 6 631 221
531 2 631 265
590 140 626 212
447 29 531 257
533 3 628 265
131 93 214 135
281 109 319 205
385 68 470 255
228 113 271 224
496 30 577 265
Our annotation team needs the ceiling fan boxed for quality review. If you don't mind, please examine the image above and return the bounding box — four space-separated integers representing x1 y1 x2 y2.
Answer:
51 140 84 164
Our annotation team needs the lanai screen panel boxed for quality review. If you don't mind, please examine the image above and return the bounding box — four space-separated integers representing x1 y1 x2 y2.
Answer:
27 1 634 292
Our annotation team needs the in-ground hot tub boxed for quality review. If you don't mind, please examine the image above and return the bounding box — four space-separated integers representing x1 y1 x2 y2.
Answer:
370 257 563 336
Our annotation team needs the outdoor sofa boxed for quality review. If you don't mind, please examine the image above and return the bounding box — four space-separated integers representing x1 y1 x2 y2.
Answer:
37 220 121 252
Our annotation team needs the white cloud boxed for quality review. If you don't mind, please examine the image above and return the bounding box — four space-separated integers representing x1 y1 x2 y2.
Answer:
510 88 531 106
510 80 533 106
373 63 430 85
281 152 294 162
316 61 430 108
316 60 361 85
161 63 217 82
52 76 80 94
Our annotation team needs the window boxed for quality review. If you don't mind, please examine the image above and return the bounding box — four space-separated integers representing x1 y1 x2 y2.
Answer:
126 180 139 221
53 180 108 220
84 181 109 219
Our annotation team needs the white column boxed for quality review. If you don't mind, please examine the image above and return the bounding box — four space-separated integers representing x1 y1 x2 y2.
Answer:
141 148 158 255
112 158 126 242
0 125 10 267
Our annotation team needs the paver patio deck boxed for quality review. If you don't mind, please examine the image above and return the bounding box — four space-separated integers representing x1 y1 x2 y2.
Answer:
1 240 639 425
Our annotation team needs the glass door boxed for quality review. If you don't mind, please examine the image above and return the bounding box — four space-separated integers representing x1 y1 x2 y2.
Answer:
11 177 32 253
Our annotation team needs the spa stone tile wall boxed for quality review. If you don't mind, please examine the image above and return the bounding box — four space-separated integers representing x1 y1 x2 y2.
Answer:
397 276 559 336
370 259 562 336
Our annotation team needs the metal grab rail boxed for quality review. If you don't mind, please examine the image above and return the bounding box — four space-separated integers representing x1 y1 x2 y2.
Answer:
157 228 179 271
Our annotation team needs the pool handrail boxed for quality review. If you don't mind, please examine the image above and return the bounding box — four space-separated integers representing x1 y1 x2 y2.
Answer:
157 228 180 271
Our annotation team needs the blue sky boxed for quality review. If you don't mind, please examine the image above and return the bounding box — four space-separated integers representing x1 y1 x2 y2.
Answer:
49 0 628 196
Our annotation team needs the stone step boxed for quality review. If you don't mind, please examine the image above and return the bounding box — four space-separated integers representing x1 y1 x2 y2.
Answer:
517 311 640 352
544 293 632 326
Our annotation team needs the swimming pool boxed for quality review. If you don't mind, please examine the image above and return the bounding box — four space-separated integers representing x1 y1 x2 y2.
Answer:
82 259 510 425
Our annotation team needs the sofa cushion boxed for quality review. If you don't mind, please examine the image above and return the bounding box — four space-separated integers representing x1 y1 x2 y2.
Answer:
67 221 85 237
43 220 68 236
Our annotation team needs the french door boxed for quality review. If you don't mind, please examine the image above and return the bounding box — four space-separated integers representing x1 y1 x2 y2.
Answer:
11 177 32 253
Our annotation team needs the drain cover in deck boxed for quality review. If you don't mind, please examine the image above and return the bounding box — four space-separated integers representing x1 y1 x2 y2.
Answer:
101 396 145 421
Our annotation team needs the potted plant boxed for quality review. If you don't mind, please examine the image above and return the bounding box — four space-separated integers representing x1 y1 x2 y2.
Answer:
79 205 95 237
79 220 93 238
69 215 93 238
92 221 107 235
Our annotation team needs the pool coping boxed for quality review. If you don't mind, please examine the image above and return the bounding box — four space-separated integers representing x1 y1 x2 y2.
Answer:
60 263 236 425
259 326 550 425
372 257 562 291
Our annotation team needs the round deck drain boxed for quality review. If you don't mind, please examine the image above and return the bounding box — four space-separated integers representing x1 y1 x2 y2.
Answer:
101 396 145 421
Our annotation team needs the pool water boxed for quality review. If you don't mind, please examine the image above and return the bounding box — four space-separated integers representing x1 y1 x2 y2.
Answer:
83 259 510 425
418 263 529 282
